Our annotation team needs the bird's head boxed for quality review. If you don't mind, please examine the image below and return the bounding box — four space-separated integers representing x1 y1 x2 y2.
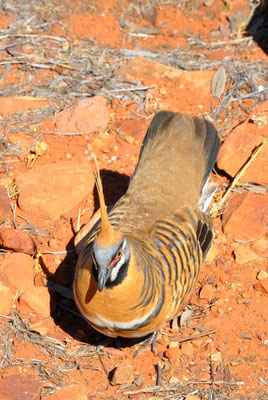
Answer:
91 155 130 291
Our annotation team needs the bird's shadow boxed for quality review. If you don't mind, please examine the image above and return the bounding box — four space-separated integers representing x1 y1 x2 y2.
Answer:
41 169 144 349
247 2 268 55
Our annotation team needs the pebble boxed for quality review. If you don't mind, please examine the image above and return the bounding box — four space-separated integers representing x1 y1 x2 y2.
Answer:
164 346 181 363
110 360 134 385
199 284 214 301
0 374 42 400
233 245 258 264
211 351 222 362
20 286 54 317
0 226 37 255
254 278 268 295
0 281 13 315
180 342 194 358
256 270 268 280
169 376 180 383
45 384 87 400
0 253 35 293
16 161 94 220
133 375 144 386
53 95 110 134
251 238 268 256
222 192 267 240
185 396 201 400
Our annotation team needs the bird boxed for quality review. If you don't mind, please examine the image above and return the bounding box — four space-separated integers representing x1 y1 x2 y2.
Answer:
73 111 220 342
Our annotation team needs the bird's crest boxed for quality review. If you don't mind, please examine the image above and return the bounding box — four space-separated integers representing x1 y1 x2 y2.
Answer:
92 154 122 247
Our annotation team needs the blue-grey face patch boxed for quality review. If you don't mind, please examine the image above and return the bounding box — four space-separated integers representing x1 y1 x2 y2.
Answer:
92 241 121 269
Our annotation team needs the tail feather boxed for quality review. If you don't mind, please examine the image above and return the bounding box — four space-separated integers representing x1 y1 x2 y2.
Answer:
193 117 221 187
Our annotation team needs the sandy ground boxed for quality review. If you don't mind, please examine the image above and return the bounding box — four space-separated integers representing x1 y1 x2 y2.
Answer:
0 0 267 399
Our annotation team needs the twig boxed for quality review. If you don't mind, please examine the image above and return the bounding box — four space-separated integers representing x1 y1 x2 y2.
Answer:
156 362 162 386
97 353 109 376
42 250 75 254
110 85 155 93
169 329 216 343
212 138 267 215
210 360 216 400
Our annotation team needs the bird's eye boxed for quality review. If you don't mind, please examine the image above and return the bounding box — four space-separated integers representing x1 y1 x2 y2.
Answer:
117 248 122 258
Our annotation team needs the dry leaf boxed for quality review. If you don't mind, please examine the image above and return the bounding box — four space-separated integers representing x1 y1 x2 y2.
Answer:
211 65 227 98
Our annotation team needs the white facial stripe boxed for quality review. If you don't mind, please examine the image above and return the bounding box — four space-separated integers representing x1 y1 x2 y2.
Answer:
109 240 127 282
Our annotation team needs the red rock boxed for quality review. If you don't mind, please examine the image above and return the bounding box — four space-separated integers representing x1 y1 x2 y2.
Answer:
199 284 214 301
121 56 214 110
217 101 268 185
164 346 181 363
16 162 94 220
0 281 13 315
254 278 268 295
0 226 36 255
0 96 49 116
233 245 258 264
53 95 109 134
251 238 268 256
116 119 148 144
0 253 35 294
0 186 10 224
41 384 87 400
0 374 42 400
180 342 194 358
19 287 54 317
110 359 134 385
222 192 267 240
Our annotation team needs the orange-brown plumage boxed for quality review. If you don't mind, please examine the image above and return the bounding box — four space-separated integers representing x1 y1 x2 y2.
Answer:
73 111 220 339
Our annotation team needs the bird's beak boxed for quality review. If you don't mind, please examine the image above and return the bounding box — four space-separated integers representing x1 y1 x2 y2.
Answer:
98 268 109 292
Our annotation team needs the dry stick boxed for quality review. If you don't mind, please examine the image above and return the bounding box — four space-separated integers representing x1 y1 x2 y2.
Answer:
156 362 162 386
169 329 215 343
124 380 244 395
216 138 267 213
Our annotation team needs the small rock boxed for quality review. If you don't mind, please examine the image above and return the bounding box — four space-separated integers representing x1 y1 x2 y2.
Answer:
0 281 13 315
110 360 134 385
133 375 144 386
254 278 268 295
164 346 181 363
19 287 53 317
217 101 267 185
53 95 109 134
222 192 267 240
0 186 10 224
199 284 214 301
169 376 180 383
0 374 42 400
205 244 219 263
211 351 222 362
16 162 94 220
0 253 35 293
45 384 87 400
121 57 214 111
180 342 194 358
233 246 257 264
185 396 201 400
257 270 268 280
31 321 48 336
251 238 268 256
240 332 251 340
0 226 37 255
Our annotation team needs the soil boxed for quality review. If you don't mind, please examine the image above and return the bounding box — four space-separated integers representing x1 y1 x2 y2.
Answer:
0 1 267 399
